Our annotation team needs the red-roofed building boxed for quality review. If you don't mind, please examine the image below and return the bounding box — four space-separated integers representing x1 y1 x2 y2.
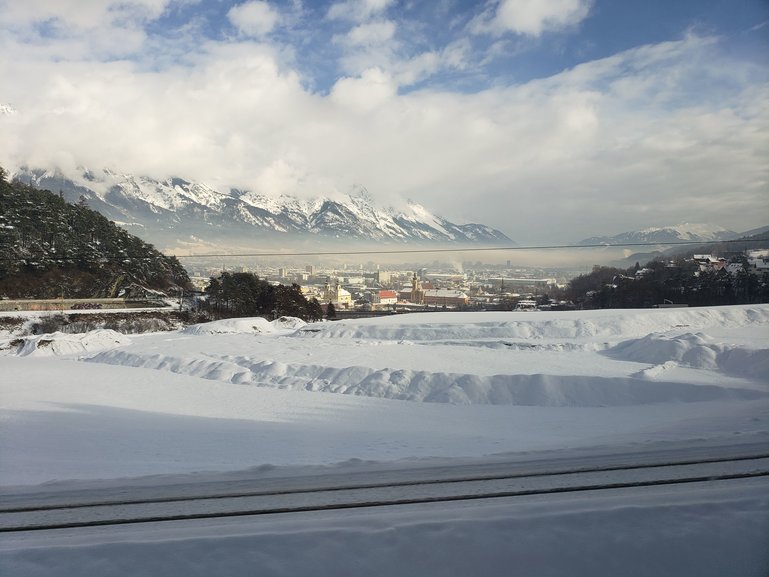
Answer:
372 290 398 306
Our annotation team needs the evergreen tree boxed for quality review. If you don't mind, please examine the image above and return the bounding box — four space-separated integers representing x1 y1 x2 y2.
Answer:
307 297 324 322
203 272 320 322
0 168 190 298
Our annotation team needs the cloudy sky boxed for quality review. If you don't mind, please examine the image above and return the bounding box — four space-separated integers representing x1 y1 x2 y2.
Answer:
0 0 767 243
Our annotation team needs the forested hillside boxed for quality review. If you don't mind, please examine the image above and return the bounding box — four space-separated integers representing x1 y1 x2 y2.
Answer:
0 167 190 299
565 256 769 309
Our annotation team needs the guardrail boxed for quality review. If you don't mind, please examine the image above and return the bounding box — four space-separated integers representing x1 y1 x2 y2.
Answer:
0 299 167 312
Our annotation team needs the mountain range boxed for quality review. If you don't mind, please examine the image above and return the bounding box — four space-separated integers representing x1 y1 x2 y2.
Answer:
588 224 769 268
577 223 741 246
12 168 512 250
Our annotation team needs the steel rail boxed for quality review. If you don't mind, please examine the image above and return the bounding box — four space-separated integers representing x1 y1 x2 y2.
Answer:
2 460 767 533
3 452 768 514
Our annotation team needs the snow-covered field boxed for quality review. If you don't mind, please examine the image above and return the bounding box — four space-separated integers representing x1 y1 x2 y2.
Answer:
1 306 768 576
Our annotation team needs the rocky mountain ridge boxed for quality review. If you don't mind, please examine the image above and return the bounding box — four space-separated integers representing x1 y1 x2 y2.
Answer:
13 168 512 249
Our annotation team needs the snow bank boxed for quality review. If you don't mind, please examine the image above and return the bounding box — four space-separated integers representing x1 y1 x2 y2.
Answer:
606 332 769 381
3 306 766 408
181 316 306 335
80 305 769 407
84 348 768 406
1 330 130 357
293 306 769 342
181 317 276 335
272 316 308 330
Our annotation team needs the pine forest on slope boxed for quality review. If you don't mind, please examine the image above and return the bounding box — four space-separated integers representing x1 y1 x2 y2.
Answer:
0 167 190 299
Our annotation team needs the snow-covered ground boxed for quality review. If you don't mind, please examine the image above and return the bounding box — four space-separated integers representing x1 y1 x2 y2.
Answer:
1 306 768 576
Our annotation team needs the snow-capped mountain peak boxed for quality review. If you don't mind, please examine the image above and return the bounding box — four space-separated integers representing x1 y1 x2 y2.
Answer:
13 167 512 249
579 223 739 246
636 223 733 240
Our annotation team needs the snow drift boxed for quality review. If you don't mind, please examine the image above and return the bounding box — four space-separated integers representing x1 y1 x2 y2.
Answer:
2 330 130 357
70 306 769 407
605 332 769 381
181 316 306 335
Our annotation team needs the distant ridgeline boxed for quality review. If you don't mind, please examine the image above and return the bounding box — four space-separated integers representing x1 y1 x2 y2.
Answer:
0 167 190 299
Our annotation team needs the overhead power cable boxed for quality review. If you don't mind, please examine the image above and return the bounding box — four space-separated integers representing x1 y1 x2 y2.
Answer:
0 237 765 262
168 238 768 259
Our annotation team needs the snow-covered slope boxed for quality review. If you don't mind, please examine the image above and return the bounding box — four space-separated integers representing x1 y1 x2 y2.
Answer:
2 307 768 577
579 223 739 246
5 305 766 407
1 304 768 488
13 169 512 247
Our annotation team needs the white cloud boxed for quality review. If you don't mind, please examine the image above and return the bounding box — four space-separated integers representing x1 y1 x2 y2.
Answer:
472 0 592 37
388 39 472 87
330 67 397 112
0 0 170 28
332 20 400 78
340 20 396 47
327 0 395 22
332 23 470 88
0 0 173 58
227 1 280 38
0 26 766 243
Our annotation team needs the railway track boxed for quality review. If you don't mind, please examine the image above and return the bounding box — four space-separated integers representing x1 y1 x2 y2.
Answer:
3 453 768 533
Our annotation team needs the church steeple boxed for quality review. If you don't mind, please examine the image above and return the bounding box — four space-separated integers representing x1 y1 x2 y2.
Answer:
411 272 424 305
